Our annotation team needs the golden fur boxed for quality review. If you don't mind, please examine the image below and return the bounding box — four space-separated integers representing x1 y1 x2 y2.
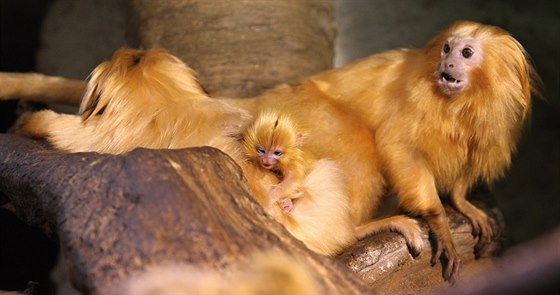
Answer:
301 20 540 282
16 47 424 257
17 48 251 158
241 110 356 255
13 21 539 279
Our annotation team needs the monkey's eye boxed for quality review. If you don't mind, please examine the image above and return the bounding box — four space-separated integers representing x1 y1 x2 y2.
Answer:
256 147 265 154
443 43 450 54
273 150 283 157
462 47 474 58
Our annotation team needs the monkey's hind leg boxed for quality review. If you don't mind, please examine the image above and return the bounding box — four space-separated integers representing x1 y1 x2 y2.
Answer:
355 215 425 257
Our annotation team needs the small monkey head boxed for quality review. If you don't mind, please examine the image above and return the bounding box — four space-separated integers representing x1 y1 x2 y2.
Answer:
243 110 304 171
427 22 485 97
79 47 206 120
435 36 482 96
427 21 539 105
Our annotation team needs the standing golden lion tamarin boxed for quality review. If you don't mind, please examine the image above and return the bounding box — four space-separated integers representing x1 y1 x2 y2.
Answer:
302 20 541 282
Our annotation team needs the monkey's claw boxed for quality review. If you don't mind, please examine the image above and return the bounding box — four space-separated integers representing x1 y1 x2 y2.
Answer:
473 215 497 259
431 236 461 284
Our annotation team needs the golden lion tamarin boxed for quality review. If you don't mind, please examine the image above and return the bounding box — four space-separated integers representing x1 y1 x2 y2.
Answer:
302 20 540 282
16 48 251 158
242 109 309 211
241 109 357 255
222 21 540 282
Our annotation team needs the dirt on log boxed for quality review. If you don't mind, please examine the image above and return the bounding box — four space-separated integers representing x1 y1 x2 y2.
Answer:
0 133 371 294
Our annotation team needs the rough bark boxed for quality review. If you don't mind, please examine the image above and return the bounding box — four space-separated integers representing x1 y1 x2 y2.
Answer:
0 134 370 294
341 201 505 294
127 0 336 97
0 133 507 295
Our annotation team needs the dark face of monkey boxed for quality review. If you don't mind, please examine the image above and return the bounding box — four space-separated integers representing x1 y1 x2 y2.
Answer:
255 145 284 170
436 37 482 97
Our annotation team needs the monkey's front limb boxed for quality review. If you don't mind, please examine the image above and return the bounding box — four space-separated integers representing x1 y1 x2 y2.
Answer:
0 72 85 105
276 190 305 213
268 168 303 201
451 180 497 258
422 210 461 283
385 152 461 283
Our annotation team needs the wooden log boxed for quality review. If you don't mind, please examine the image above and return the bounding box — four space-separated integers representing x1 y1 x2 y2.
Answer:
0 133 370 294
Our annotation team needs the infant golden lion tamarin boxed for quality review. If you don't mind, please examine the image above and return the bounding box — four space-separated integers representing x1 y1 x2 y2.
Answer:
241 109 357 255
243 109 309 211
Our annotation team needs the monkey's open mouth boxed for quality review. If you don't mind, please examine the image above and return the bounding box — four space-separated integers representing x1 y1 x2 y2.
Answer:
441 72 462 83
437 71 466 96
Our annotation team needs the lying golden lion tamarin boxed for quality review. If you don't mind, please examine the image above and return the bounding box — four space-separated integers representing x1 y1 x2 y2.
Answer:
16 48 251 157
9 21 540 283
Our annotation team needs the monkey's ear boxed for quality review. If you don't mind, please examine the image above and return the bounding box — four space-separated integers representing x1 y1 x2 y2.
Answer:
296 133 304 147
79 82 101 121
79 62 112 121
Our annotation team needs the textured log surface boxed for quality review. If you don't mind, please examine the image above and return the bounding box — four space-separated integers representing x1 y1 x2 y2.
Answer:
340 201 505 295
0 134 370 294
0 133 509 294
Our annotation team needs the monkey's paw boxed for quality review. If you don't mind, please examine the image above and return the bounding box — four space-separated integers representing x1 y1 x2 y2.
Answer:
399 218 425 258
354 215 425 257
468 209 498 259
278 198 294 213
431 236 462 284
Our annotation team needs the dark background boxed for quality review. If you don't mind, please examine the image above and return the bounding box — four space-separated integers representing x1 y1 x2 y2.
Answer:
1 0 559 293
